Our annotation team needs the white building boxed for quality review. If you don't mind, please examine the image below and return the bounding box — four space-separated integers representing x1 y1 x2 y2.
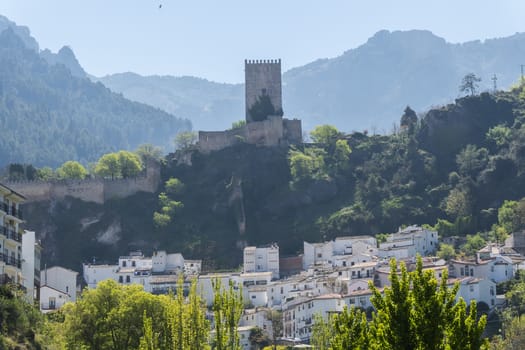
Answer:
83 264 119 288
282 294 344 342
303 236 377 270
243 244 280 279
453 277 497 309
379 225 438 259
21 230 41 302
0 183 26 288
40 266 78 312
240 307 274 338
448 255 514 284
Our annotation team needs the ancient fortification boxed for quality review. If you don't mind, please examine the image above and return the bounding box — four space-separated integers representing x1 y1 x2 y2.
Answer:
198 59 302 153
5 161 160 204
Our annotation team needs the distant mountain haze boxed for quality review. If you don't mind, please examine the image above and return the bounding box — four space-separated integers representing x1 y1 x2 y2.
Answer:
99 30 525 133
0 17 190 167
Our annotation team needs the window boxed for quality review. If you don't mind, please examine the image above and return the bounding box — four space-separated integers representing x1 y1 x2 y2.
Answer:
119 276 123 283
122 261 127 267
251 295 256 299
132 261 136 267
460 267 465 276
317 253 322 258
126 276 130 283
66 286 69 293
348 298 355 304
469 285 474 292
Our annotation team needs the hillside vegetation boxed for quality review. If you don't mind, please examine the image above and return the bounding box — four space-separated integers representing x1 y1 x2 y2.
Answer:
0 27 190 167
20 86 525 270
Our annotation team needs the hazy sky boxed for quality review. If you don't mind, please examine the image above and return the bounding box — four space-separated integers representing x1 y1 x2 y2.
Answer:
1 1 524 83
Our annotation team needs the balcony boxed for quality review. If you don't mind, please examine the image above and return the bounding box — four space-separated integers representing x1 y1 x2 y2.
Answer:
0 253 21 268
3 203 22 220
0 226 22 243
40 302 57 311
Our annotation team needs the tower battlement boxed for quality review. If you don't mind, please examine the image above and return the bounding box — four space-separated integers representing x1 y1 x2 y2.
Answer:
244 59 281 65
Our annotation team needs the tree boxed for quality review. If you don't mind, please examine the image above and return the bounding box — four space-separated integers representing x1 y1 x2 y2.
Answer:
118 150 143 178
400 106 418 133
460 234 487 257
56 161 88 180
367 256 487 350
248 95 282 122
310 313 333 350
486 125 511 148
333 139 352 172
135 144 163 163
460 73 482 96
498 199 525 234
456 145 489 178
165 178 185 195
230 120 246 130
265 310 282 350
212 279 243 350
329 307 369 350
174 131 198 150
437 243 456 261
249 327 269 350
310 125 342 145
95 152 120 179
288 147 327 184
36 166 55 180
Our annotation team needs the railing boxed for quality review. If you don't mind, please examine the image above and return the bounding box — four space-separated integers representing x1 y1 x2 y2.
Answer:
0 226 22 242
0 253 22 268
40 302 57 310
2 203 22 220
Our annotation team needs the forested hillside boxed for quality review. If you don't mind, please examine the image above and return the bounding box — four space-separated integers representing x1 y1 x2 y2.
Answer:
20 86 525 270
0 27 190 167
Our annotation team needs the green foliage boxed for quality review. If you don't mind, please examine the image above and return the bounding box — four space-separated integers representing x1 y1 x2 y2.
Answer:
460 73 482 96
230 120 246 130
94 151 143 179
310 125 342 145
460 234 487 257
57 278 210 350
56 160 88 180
95 152 121 179
118 150 143 178
212 279 243 350
248 94 282 122
369 256 487 350
36 166 55 180
486 125 511 148
288 146 327 184
165 178 185 195
456 145 489 178
174 131 198 150
135 144 163 163
437 243 456 260
497 199 525 234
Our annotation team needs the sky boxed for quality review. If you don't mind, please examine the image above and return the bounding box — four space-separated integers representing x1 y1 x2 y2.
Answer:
0 1 524 83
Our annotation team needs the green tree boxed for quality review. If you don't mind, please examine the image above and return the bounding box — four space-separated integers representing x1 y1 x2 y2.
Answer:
248 95 282 122
310 313 333 350
95 152 120 179
330 307 369 350
135 144 163 163
498 199 525 234
437 243 456 260
486 125 511 148
333 139 352 172
266 310 282 350
174 131 198 150
139 312 160 350
36 166 55 180
118 150 143 178
56 161 88 180
249 327 269 350
456 145 489 178
230 120 246 130
288 147 326 184
165 178 185 195
368 256 487 350
460 73 482 96
310 125 342 145
212 279 243 350
400 106 418 133
460 234 487 257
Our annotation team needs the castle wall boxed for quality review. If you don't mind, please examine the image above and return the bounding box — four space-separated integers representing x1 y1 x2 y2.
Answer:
198 129 246 153
245 59 282 123
245 116 283 146
283 118 303 144
5 161 160 204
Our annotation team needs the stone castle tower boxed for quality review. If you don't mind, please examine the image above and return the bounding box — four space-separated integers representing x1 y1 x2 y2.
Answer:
245 59 283 123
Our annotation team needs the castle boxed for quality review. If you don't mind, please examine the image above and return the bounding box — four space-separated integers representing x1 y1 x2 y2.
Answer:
198 59 302 153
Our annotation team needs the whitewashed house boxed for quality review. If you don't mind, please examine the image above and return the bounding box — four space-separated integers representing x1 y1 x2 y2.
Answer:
40 266 78 312
379 225 438 259
282 294 344 342
303 236 377 270
243 244 280 279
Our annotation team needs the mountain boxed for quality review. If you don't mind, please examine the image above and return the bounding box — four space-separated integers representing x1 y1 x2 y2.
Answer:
40 45 87 78
99 30 525 132
95 73 243 131
0 26 191 168
0 15 38 51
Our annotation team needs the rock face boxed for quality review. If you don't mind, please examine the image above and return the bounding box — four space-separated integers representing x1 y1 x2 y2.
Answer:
0 15 39 51
41 46 87 78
